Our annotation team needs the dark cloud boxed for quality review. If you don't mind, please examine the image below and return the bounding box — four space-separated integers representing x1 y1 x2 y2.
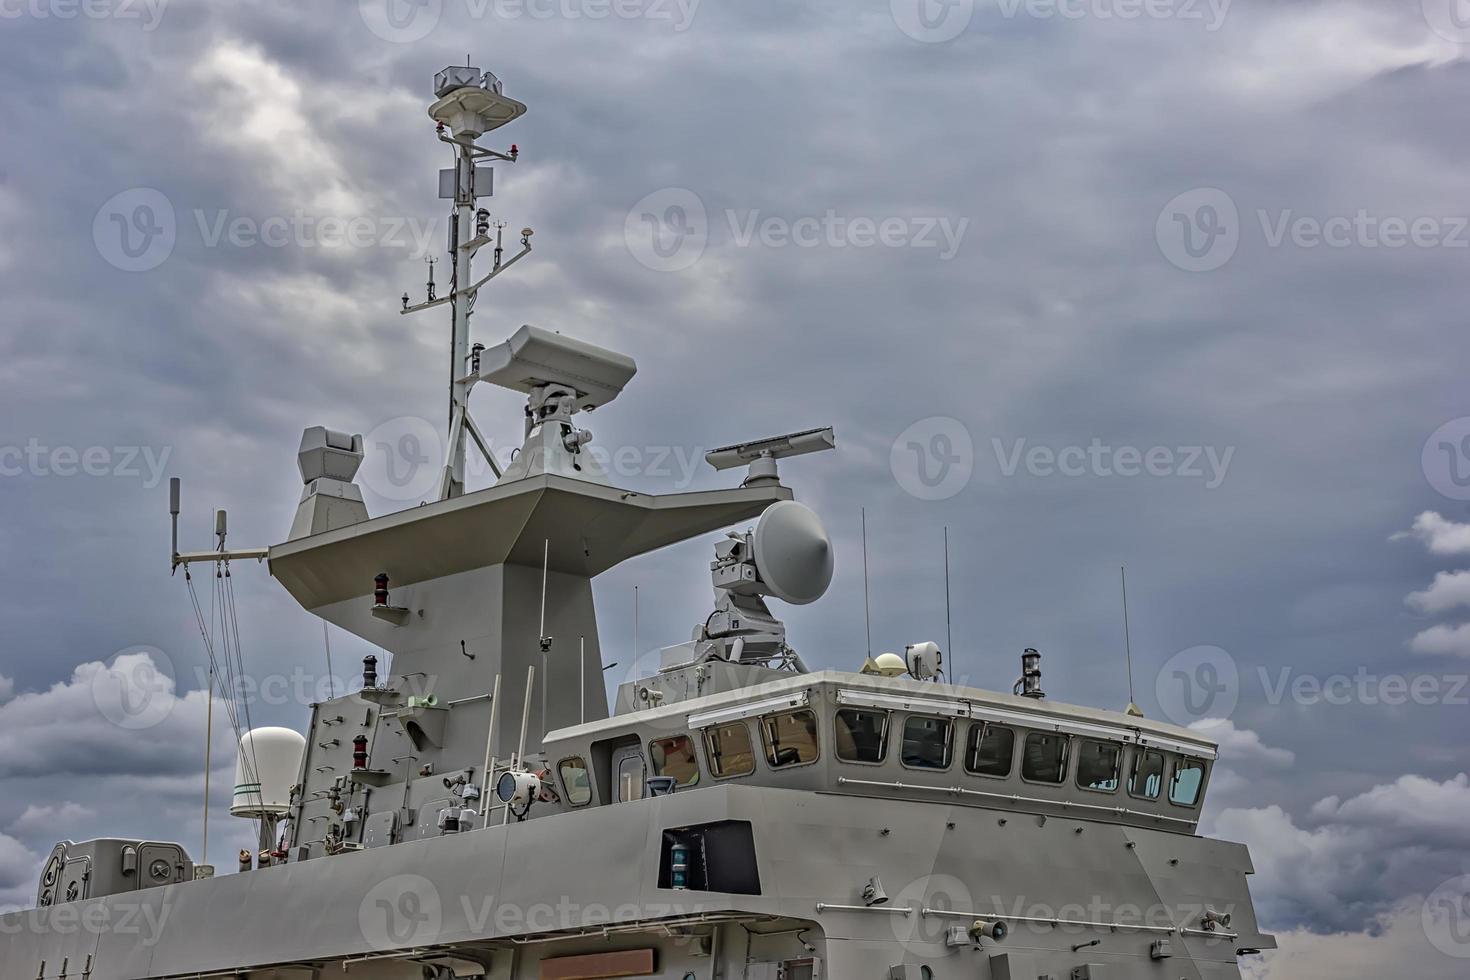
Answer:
2 2 1470 969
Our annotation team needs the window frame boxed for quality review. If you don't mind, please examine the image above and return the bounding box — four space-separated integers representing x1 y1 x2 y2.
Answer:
1168 756 1208 809
1019 730 1072 786
648 733 702 789
1127 748 1166 801
759 708 822 771
898 713 955 772
963 721 1017 779
615 751 647 802
701 721 757 781
556 755 593 808
1074 739 1123 795
834 708 891 766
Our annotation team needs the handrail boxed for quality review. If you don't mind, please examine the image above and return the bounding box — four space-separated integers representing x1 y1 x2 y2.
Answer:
921 906 1176 935
835 776 1199 827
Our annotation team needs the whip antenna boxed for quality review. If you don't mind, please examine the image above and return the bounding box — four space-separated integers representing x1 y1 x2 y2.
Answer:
862 508 872 659
944 527 954 679
1122 566 1143 718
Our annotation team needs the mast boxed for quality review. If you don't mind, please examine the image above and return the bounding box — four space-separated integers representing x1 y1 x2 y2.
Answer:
447 138 473 498
401 64 531 499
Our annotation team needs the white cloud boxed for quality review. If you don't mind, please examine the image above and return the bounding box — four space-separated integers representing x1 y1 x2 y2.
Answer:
7 803 96 838
1191 719 1296 768
1395 512 1470 556
0 831 39 914
1308 774 1470 850
1407 570 1470 613
1410 623 1470 659
0 652 229 779
1213 774 1470 934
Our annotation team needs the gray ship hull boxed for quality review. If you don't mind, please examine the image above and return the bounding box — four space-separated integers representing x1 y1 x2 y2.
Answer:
2 784 1267 979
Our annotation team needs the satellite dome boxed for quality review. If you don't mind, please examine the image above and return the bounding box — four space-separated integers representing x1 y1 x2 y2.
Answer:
752 500 834 605
873 653 908 677
232 727 306 819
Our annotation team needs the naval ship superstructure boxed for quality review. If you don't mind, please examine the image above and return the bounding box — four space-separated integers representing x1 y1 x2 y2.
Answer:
1 65 1275 980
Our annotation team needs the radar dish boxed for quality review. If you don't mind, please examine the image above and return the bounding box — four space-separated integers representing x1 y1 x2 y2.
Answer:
751 501 834 605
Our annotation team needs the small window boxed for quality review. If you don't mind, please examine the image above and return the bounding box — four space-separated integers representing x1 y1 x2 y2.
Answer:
964 723 1015 778
703 722 756 779
1129 750 1165 800
835 709 889 764
1170 758 1206 807
761 709 820 769
1076 740 1122 793
1021 732 1069 784
901 715 953 770
650 735 701 788
558 756 592 806
616 754 646 802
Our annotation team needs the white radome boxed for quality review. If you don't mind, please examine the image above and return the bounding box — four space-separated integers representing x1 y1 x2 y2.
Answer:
232 727 307 819
873 653 909 677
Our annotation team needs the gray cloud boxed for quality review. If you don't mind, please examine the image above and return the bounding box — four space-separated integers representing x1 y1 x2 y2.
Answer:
2 2 1469 969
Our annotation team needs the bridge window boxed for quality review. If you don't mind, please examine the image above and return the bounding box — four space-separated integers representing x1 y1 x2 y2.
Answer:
1021 731 1069 784
835 709 889 764
616 753 646 802
1129 749 1165 800
964 723 1016 778
1170 758 1207 807
558 756 592 807
703 722 756 779
1076 740 1122 793
761 709 820 769
901 715 953 770
650 735 701 788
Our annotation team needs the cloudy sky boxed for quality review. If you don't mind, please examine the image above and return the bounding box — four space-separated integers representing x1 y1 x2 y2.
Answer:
3 0 1470 975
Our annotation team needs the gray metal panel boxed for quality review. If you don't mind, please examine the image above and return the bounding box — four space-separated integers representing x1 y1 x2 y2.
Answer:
268 475 791 609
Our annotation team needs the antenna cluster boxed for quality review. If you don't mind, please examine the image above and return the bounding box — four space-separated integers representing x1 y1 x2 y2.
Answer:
399 63 536 501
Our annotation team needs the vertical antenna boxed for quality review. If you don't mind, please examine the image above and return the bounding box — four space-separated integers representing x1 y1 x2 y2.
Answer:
169 477 180 567
480 672 502 802
862 508 872 659
322 622 335 701
538 539 550 643
539 539 550 733
943 526 953 674
201 664 213 867
1122 566 1143 717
